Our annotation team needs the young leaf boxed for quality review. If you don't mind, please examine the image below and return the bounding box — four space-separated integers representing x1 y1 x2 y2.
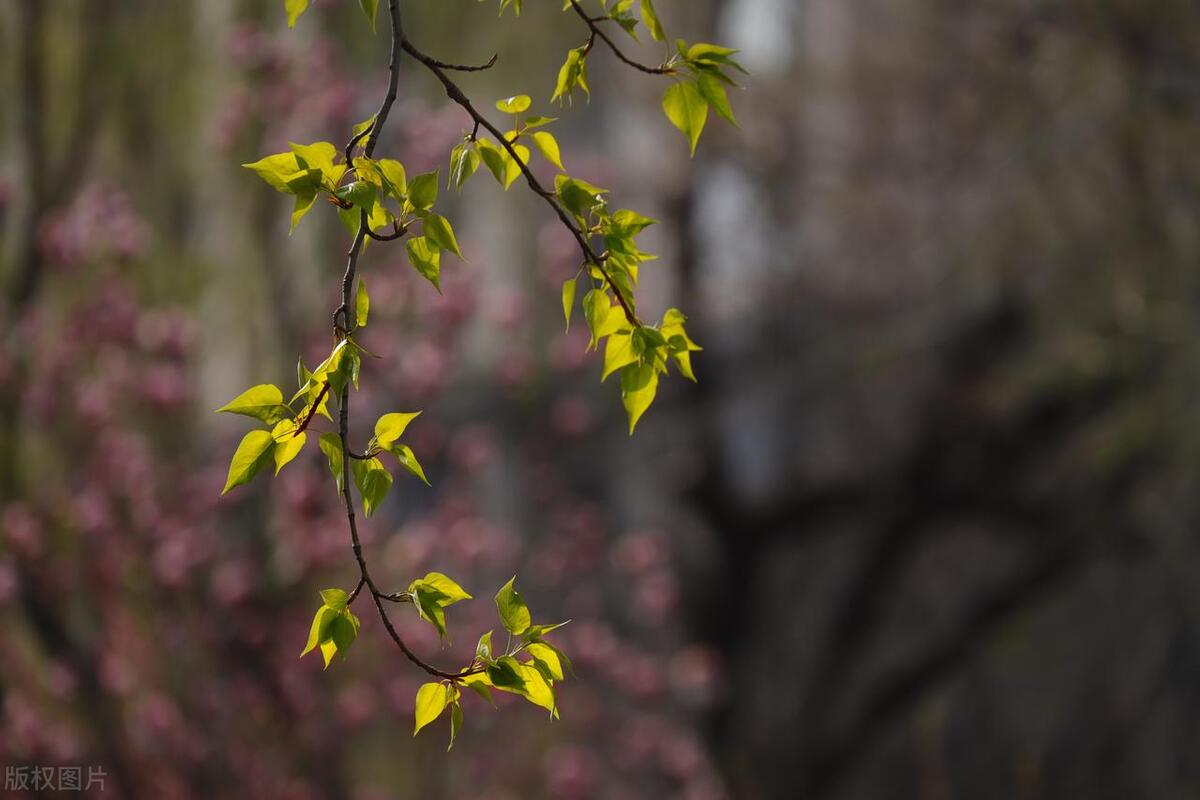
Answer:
662 81 709 156
419 573 472 605
602 330 638 381
318 432 345 491
408 170 439 210
389 443 431 486
300 605 336 657
697 71 738 126
448 697 464 751
527 642 565 681
374 411 421 447
496 94 532 114
271 420 306 475
356 280 370 328
359 0 378 32
330 612 358 659
222 430 276 495
216 384 292 425
620 359 660 434
495 576 531 636
449 142 481 190
285 0 310 28
561 277 577 332
476 629 495 661
351 457 392 517
422 213 464 259
320 588 350 610
405 236 442 293
414 682 451 736
641 0 666 41
531 131 565 171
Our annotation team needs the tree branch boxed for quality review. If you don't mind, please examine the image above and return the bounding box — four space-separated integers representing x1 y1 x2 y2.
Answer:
332 0 482 683
566 0 674 75
396 18 643 326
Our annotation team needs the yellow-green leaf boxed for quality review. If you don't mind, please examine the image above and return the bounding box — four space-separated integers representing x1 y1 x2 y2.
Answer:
285 0 310 28
414 682 451 736
662 81 709 156
390 443 430 486
620 360 659 434
531 131 565 171
561 277 577 332
495 576 531 636
602 330 638 381
216 384 292 425
359 0 378 32
641 0 666 41
374 411 421 447
356 279 370 327
222 430 276 495
496 94 532 114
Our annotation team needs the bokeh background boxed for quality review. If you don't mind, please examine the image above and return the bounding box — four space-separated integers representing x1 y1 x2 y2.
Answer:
3 1 1200 798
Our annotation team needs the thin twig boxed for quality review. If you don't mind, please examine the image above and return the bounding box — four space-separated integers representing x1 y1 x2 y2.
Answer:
567 0 674 76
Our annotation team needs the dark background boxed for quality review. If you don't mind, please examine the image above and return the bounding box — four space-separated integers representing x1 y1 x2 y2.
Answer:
3 1 1200 798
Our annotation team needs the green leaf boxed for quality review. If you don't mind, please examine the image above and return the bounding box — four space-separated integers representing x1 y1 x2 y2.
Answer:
422 213 463 259
356 280 370 328
330 612 358 661
527 642 564 681
495 576 531 636
583 289 612 349
285 0 310 27
449 142 481 190
602 330 638 381
505 144 530 189
641 0 666 41
621 359 660 434
561 277 577 332
476 629 495 661
697 71 738 126
320 588 349 610
300 605 336 657
243 152 302 193
448 697 463 751
318 432 345 491
405 236 442 292
523 115 558 131
376 158 408 199
374 411 421 447
531 131 565 171
271 420 307 475
555 175 608 218
476 138 509 187
412 585 450 640
222 430 276 495
551 46 590 104
496 94 532 114
389 443 431 486
216 384 293 425
351 457 392 517
289 141 342 184
463 672 495 704
419 572 472 605
358 0 378 32
408 170 439 210
414 682 451 736
662 81 709 156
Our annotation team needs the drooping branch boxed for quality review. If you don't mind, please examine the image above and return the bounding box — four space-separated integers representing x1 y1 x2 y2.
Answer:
331 0 482 683
393 8 644 327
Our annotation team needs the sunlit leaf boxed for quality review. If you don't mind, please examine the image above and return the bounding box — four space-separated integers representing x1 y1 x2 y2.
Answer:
222 430 276 495
495 576 531 636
